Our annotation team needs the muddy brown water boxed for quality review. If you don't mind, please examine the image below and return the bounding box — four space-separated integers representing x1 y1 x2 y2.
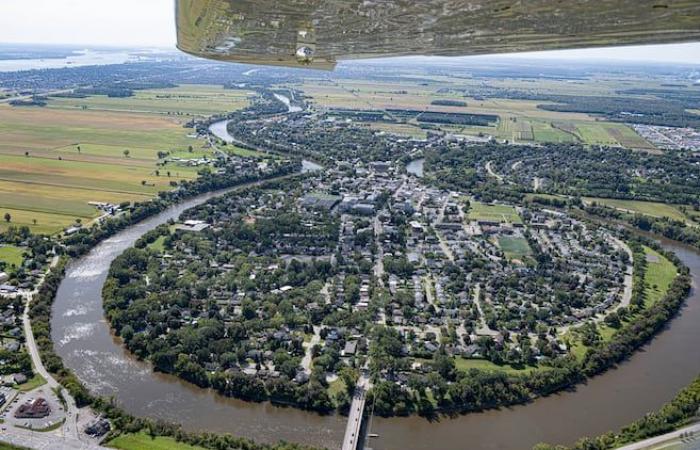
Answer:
51 181 700 450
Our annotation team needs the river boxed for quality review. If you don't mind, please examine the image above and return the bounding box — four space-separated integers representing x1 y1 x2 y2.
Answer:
208 119 322 174
51 176 700 448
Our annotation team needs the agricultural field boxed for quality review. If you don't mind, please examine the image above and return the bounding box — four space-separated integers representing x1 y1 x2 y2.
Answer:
467 201 522 224
0 86 244 234
583 198 691 223
497 236 532 261
300 78 655 149
48 84 252 117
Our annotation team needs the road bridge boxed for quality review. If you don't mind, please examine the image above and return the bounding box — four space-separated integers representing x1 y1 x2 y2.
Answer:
341 375 371 450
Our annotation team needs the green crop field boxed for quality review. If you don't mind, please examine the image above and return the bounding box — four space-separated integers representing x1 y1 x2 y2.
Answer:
0 245 25 269
498 236 532 260
107 432 205 450
48 84 251 117
468 201 522 224
0 86 241 234
300 78 654 148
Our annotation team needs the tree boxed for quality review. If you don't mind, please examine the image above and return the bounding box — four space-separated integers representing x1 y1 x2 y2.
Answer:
32 219 37 226
123 149 130 158
3 213 10 223
24 151 29 157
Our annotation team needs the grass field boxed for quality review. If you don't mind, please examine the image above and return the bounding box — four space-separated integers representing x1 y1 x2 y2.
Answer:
48 84 251 117
17 373 47 392
583 198 690 223
454 358 544 374
643 247 677 308
107 433 206 450
0 85 246 234
498 236 532 260
468 201 522 224
0 245 25 268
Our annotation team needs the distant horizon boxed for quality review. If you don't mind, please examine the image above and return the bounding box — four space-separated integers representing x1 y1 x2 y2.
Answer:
1 41 700 70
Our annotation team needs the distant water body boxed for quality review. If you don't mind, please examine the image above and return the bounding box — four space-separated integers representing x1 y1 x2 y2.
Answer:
0 50 137 72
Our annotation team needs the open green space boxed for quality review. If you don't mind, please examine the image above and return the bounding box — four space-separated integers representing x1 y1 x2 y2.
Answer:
48 84 251 117
643 247 677 308
0 245 25 269
17 373 47 392
467 201 522 224
498 236 532 260
147 236 167 253
107 432 206 450
454 358 543 374
583 198 691 223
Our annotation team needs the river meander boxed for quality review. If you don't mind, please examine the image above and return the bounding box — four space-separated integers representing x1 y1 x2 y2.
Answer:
51 157 700 449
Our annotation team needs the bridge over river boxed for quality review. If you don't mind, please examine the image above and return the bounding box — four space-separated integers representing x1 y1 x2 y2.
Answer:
342 375 372 450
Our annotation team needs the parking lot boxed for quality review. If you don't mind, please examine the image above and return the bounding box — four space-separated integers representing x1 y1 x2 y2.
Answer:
0 385 66 432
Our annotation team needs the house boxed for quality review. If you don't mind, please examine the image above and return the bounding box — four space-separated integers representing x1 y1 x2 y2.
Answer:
85 417 110 437
343 340 357 357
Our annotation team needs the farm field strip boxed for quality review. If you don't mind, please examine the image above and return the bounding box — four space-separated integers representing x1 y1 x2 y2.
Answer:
0 85 246 235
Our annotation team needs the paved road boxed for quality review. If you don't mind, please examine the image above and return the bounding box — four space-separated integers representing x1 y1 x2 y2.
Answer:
341 375 371 450
616 422 700 450
16 257 92 445
0 425 105 450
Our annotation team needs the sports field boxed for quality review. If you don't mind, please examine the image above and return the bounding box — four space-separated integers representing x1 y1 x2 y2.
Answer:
468 201 522 224
0 85 248 234
498 236 532 260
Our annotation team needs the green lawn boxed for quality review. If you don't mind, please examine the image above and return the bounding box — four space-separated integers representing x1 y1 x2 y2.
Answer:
454 358 543 374
583 198 689 223
17 373 47 392
643 247 677 308
107 433 206 450
0 245 25 268
497 236 532 260
147 236 166 253
468 201 522 224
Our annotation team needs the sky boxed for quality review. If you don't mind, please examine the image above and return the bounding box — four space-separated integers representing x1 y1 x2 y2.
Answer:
0 0 699 64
